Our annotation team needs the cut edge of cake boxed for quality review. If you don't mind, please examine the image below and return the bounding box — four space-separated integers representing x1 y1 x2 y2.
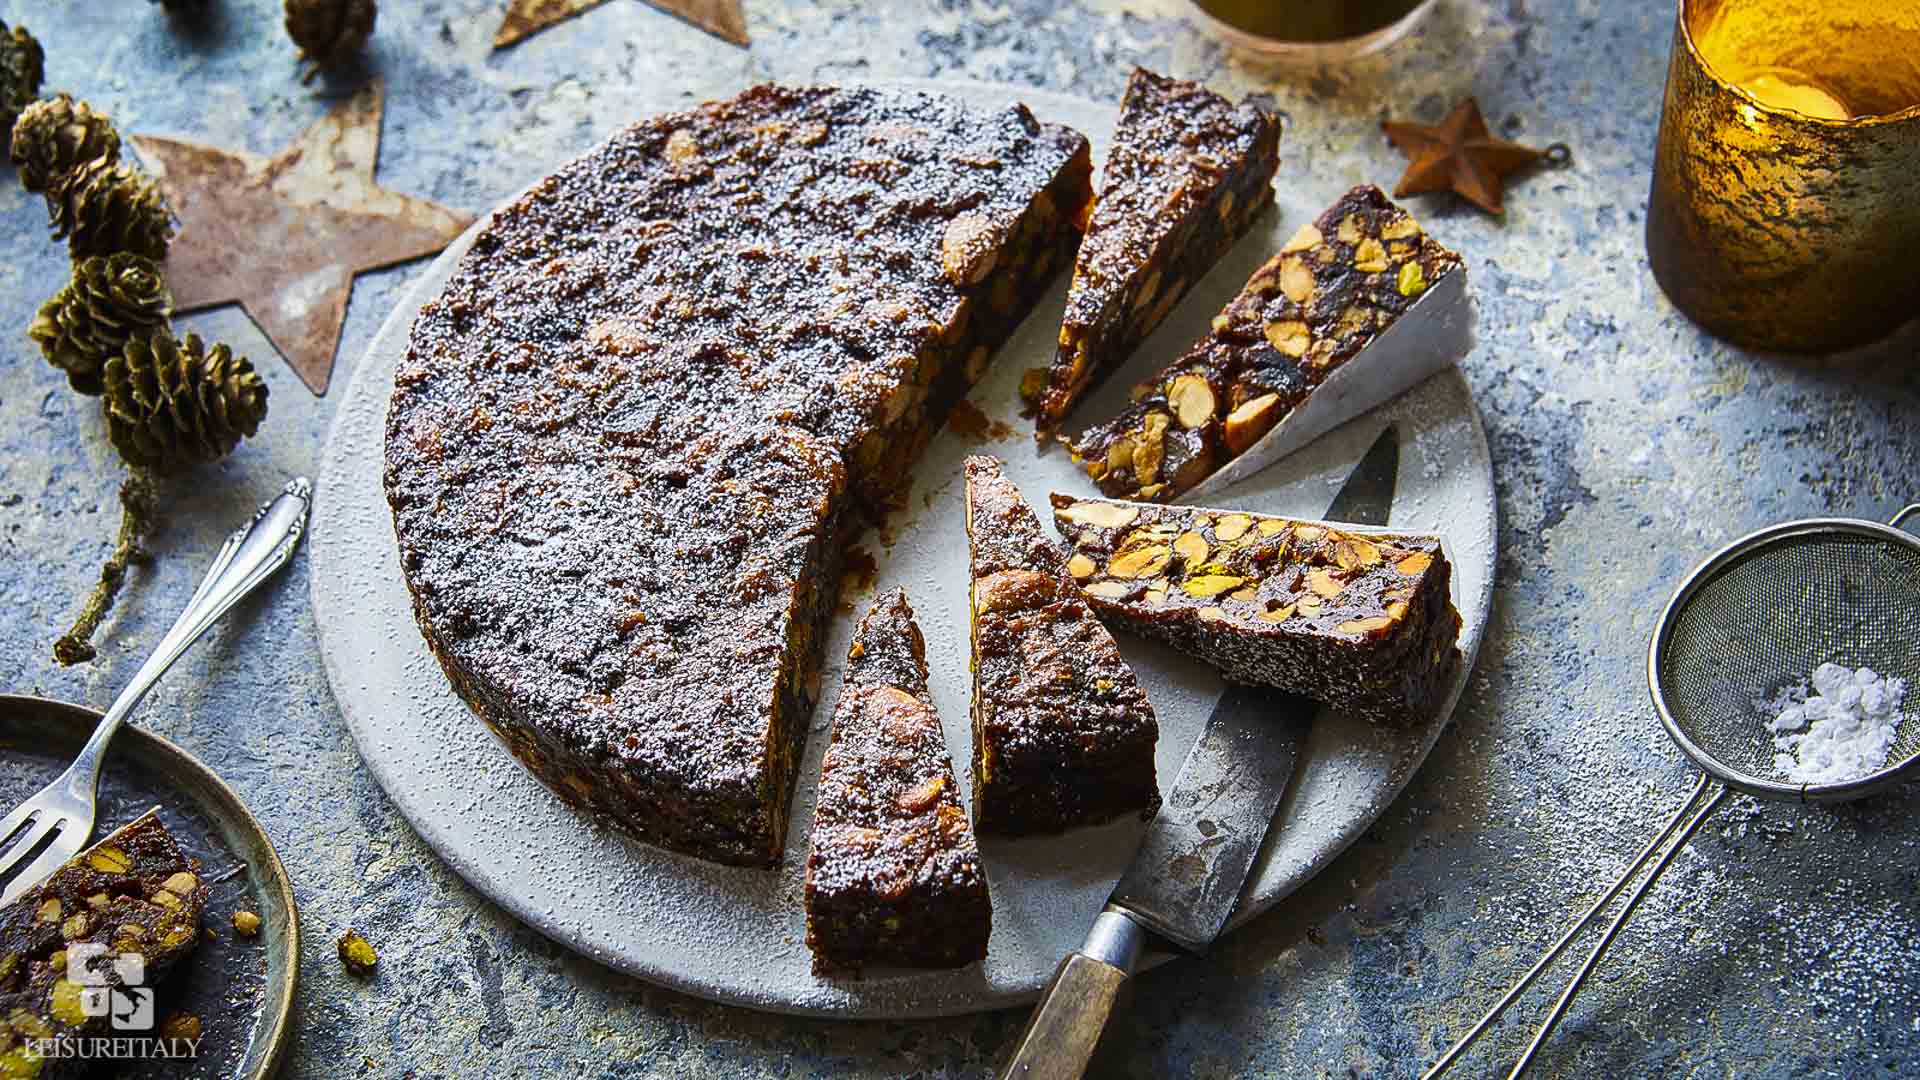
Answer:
1066 184 1471 505
1050 493 1463 724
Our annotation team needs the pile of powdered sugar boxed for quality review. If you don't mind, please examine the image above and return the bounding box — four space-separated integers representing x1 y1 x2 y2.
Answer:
1762 663 1910 784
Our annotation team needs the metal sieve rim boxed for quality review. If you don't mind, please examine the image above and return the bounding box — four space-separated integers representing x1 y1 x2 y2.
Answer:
1646 512 1920 804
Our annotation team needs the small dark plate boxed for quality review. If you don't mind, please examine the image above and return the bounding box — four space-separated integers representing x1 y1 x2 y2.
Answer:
0 695 297 1079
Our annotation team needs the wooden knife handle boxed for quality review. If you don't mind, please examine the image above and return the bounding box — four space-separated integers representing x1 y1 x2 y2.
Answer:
998 909 1145 1080
998 953 1129 1080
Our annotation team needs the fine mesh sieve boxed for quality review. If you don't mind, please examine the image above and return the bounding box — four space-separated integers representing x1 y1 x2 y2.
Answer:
1654 514 1920 802
1427 504 1920 1079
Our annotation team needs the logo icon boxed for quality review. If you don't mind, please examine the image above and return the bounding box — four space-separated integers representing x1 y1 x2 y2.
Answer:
64 943 154 1031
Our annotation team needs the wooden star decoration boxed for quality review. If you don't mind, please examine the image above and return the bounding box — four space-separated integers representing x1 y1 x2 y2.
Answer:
494 0 748 49
1381 98 1546 216
131 80 475 395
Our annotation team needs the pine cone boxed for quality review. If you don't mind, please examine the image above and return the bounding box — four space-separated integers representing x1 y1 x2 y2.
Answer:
0 20 42 137
28 254 172 395
284 0 375 69
11 93 121 195
104 330 269 474
51 157 173 261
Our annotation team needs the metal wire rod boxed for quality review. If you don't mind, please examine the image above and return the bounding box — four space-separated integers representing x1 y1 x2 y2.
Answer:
1421 772 1715 1078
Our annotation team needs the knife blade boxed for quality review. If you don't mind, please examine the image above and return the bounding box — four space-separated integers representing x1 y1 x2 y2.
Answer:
1109 425 1401 952
997 427 1401 1080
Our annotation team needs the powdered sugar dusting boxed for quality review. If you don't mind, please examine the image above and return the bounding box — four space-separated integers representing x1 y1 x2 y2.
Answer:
1761 663 1907 785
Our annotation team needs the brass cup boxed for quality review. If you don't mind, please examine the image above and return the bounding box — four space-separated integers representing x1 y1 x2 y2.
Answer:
1646 0 1920 354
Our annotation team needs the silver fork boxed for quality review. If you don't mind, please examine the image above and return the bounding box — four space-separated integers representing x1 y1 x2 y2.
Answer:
0 477 312 904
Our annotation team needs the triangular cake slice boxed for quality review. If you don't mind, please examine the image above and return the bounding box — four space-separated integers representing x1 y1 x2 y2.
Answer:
1051 494 1463 724
0 810 209 1073
1027 68 1281 430
804 589 990 975
1067 185 1470 503
964 456 1160 834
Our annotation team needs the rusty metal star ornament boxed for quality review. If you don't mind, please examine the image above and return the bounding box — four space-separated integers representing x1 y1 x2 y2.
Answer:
131 80 475 395
494 0 748 49
1381 98 1549 216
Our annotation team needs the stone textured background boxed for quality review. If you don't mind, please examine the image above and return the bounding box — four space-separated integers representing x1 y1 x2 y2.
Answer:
2 0 1917 1076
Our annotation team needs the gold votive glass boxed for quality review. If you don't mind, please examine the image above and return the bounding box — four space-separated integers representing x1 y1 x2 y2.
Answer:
1646 0 1920 354
1183 0 1438 67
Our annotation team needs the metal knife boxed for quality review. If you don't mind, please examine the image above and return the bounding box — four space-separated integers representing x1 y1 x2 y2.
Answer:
998 426 1400 1080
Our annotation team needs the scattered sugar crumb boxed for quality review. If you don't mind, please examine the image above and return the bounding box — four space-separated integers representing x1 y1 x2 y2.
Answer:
1760 664 1908 784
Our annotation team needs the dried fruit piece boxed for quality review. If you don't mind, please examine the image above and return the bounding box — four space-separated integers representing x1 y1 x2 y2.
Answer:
337 929 378 976
231 910 263 937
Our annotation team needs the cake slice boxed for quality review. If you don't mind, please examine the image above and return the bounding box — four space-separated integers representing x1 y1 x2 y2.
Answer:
1051 494 1463 724
1027 68 1281 430
0 810 209 1078
965 456 1160 835
1067 185 1470 503
804 589 990 975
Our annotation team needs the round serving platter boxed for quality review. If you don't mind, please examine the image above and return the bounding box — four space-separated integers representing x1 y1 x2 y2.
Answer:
0 695 299 1078
310 80 1496 1018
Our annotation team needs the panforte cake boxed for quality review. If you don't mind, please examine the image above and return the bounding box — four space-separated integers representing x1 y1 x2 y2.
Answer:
965 456 1160 834
804 589 990 975
1027 67 1281 429
0 810 208 1078
386 84 1093 867
1051 494 1463 724
1068 185 1467 503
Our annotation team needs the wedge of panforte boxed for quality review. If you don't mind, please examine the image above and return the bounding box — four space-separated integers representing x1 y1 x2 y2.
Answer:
387 84 1094 867
805 589 990 975
1051 495 1463 724
965 456 1160 834
1067 184 1470 503
0 810 208 1079
1026 67 1281 429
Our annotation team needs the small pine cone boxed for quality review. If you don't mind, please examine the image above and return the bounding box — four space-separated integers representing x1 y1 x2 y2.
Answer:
11 94 122 194
284 0 375 69
104 330 269 475
51 157 174 262
0 20 43 137
28 255 172 395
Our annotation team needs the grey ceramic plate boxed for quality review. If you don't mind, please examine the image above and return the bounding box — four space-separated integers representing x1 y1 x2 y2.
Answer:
310 81 1497 1018
0 695 298 1078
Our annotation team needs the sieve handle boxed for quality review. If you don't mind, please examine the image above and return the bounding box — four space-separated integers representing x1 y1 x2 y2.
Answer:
1892 504 1920 531
1504 778 1729 1078
1422 773 1724 1079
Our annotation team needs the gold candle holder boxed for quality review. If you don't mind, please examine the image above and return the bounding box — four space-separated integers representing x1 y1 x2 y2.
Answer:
1646 0 1920 354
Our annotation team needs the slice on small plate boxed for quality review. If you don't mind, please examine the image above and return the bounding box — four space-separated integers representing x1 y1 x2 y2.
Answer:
0 809 208 1078
1051 494 1462 725
805 589 991 976
1027 67 1281 430
964 456 1161 835
1067 184 1472 503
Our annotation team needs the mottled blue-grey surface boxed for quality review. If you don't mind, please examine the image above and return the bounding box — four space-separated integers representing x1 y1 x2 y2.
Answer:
3 0 1918 1077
